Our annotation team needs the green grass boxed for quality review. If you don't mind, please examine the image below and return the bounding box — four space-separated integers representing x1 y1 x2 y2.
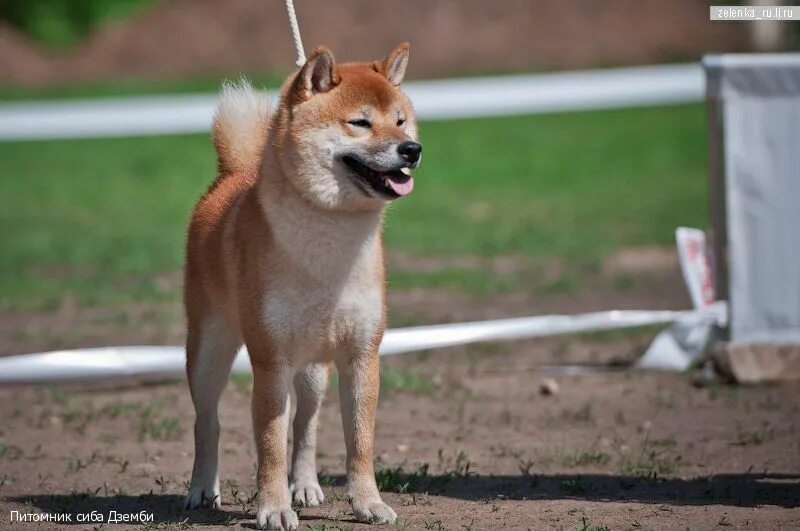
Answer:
229 367 436 397
562 450 612 467
386 105 706 259
0 74 287 102
380 368 438 395
0 104 706 309
0 134 213 309
0 0 155 50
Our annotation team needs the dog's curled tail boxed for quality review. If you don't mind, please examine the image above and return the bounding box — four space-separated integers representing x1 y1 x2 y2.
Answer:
212 79 272 175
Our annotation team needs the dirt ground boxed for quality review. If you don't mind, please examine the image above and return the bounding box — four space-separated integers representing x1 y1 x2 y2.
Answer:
1 251 799 530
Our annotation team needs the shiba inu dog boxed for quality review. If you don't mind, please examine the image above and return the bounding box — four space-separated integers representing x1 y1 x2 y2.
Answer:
183 43 420 530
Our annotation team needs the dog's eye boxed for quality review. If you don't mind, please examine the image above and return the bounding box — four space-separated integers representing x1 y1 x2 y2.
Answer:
397 118 406 126
348 119 371 128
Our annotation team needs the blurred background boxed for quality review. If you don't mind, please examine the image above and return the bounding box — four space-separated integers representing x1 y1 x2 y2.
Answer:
1 0 798 354
0 0 798 88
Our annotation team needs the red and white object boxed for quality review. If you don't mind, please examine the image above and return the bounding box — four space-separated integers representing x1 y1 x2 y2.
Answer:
636 228 727 371
676 227 715 309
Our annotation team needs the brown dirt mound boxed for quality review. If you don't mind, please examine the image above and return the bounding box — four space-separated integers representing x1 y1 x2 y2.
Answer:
0 23 54 85
1 0 749 88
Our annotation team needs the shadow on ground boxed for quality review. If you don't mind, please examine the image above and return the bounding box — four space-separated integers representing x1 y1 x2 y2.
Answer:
9 473 799 525
416 472 800 507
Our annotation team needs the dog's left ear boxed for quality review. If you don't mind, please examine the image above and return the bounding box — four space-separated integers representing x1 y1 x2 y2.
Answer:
374 42 410 86
296 45 340 100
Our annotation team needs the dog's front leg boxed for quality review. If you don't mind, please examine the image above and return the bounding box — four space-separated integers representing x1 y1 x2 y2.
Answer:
337 351 397 525
251 359 298 531
290 363 328 507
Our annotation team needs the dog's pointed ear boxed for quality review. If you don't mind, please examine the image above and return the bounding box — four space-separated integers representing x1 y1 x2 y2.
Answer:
374 42 410 86
296 46 340 100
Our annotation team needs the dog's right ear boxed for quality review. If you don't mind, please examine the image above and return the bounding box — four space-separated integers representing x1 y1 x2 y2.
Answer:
295 46 340 101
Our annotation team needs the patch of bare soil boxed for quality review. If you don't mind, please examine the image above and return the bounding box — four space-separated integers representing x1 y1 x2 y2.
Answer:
0 341 798 529
0 250 798 529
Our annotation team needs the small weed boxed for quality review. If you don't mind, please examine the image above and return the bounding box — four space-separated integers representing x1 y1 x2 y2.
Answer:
137 401 182 441
423 519 445 530
518 458 535 476
563 451 611 467
616 429 682 479
376 462 431 493
229 485 258 515
0 442 23 460
578 517 610 531
105 455 129 473
451 451 473 477
403 492 432 506
619 451 681 478
560 479 587 495
318 470 335 487
734 422 774 446
488 445 522 460
47 387 70 405
230 373 253 394
155 475 169 493
380 369 437 395
67 452 99 473
100 401 139 419
142 518 192 530
61 400 91 425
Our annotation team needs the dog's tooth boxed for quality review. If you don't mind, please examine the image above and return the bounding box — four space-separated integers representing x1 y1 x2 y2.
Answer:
400 168 411 176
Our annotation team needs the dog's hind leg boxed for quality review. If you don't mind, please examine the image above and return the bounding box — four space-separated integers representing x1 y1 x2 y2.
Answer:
289 362 328 507
185 314 241 509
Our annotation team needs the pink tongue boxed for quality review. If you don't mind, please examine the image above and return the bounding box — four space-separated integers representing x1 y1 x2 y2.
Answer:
385 175 414 196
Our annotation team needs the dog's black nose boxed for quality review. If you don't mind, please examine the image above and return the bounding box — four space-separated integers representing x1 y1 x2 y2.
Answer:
398 141 422 164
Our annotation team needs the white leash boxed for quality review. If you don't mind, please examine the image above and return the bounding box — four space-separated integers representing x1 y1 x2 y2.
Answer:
284 0 306 68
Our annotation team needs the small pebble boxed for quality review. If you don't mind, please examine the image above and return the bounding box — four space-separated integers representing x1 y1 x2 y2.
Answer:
538 378 560 396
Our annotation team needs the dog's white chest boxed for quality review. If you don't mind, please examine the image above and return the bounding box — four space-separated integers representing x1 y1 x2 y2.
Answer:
263 269 382 360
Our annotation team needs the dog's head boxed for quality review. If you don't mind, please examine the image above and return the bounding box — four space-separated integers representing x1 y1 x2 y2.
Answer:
277 43 420 212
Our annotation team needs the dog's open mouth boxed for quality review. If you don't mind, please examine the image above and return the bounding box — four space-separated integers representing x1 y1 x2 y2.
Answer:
342 156 414 198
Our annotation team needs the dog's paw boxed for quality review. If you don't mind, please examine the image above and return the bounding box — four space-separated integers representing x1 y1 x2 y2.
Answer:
290 479 325 507
184 485 221 510
256 507 299 530
352 500 397 525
